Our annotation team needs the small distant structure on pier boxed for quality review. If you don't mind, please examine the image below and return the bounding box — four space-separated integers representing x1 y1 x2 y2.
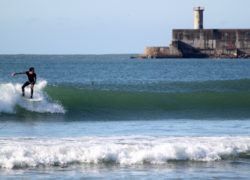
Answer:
194 7 204 29
136 7 250 59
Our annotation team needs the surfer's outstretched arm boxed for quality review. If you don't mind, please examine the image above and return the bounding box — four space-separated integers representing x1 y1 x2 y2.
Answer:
12 72 26 76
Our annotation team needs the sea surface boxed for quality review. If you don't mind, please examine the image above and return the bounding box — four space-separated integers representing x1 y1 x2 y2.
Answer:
0 55 250 179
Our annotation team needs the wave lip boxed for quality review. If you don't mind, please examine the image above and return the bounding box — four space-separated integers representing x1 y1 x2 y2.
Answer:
0 81 65 114
0 136 249 169
0 83 19 114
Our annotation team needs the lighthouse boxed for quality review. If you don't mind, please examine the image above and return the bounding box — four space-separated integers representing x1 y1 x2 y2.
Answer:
193 7 205 29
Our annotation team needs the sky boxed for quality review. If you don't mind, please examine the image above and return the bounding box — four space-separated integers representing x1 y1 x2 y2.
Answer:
0 0 250 54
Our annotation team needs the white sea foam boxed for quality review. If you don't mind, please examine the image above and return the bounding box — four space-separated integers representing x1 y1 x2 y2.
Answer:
0 136 249 169
0 81 65 114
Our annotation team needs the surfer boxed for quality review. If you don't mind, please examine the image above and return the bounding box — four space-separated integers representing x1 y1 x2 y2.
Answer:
12 67 37 99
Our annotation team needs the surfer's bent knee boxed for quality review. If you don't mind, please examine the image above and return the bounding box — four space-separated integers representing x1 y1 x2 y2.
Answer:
31 83 35 89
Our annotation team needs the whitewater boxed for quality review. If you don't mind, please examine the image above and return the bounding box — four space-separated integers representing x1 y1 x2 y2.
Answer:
0 136 249 169
0 81 65 114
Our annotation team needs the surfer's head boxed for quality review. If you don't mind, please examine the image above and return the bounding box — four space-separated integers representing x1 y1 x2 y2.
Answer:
29 67 34 73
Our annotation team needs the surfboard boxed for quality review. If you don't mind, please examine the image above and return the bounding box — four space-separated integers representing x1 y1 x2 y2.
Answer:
22 97 42 102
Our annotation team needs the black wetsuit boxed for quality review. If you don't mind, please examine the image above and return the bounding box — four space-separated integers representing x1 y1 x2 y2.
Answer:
21 72 36 98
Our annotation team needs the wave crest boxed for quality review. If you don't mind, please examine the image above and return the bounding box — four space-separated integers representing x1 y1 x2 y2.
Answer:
0 81 65 114
0 136 249 169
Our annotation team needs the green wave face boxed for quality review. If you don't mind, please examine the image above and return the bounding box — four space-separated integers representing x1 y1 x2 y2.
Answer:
43 85 250 120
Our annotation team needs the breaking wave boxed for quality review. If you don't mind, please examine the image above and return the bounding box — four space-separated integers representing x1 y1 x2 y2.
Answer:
43 85 250 119
0 136 249 169
2 78 250 119
0 81 65 114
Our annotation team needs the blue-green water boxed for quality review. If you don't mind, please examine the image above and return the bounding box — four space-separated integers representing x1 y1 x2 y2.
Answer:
0 55 250 179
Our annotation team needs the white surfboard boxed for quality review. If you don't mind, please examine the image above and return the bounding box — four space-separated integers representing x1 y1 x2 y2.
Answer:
23 97 43 102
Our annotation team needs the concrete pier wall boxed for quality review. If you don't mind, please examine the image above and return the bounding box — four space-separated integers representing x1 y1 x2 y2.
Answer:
173 29 250 50
138 29 250 58
144 45 182 58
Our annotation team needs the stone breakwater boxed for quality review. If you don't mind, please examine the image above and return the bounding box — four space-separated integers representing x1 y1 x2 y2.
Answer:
136 29 250 59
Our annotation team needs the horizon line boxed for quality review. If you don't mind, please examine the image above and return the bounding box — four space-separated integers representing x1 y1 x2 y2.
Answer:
0 53 140 56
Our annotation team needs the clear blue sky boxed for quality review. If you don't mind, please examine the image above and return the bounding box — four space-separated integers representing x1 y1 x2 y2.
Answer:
1 0 250 54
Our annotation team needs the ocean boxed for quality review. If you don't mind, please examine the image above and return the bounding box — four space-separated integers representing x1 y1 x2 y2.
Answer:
0 55 250 179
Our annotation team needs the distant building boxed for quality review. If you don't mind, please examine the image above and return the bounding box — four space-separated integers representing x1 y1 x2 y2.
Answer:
138 7 250 58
